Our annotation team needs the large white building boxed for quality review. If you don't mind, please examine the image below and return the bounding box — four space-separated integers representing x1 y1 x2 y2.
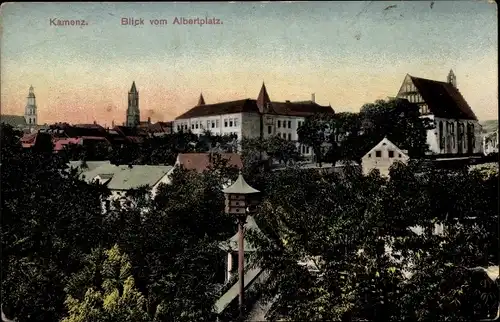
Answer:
173 83 335 157
396 70 483 156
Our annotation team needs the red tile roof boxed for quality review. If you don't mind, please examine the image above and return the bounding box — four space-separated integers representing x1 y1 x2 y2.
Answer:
410 76 478 120
176 153 243 173
53 138 82 151
175 99 333 119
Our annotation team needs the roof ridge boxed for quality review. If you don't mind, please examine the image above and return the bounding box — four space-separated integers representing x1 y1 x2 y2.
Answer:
410 75 449 85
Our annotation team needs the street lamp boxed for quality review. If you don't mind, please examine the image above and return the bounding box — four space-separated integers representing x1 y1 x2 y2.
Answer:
223 173 260 321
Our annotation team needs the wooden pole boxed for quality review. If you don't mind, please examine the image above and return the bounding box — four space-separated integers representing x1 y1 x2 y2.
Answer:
238 216 246 321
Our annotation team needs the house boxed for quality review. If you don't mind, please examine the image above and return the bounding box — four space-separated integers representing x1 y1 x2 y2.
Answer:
79 164 174 209
173 84 334 157
361 138 410 177
396 70 482 156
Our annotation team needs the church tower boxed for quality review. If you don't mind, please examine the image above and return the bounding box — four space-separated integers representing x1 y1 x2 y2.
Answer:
126 81 140 127
447 69 457 88
24 85 37 126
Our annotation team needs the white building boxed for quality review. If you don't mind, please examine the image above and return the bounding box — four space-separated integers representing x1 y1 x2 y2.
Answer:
173 83 335 157
361 137 410 177
77 163 174 210
396 70 483 156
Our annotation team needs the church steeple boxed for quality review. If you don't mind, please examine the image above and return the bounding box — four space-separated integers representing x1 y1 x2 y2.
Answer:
25 85 37 126
447 69 457 88
256 82 271 113
126 81 140 127
198 93 205 106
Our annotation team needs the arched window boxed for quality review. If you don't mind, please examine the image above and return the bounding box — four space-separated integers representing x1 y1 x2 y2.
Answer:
439 121 444 149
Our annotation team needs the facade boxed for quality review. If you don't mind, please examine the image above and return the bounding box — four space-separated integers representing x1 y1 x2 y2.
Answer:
396 70 482 156
173 83 334 156
361 137 410 177
483 131 499 155
126 81 140 127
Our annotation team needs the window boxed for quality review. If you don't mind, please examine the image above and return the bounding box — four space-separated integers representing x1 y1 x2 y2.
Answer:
288 120 291 128
282 133 286 139
277 120 281 128
368 153 371 158
195 122 199 129
207 121 210 128
277 132 280 137
398 153 402 158
288 133 292 140
388 150 394 158
298 121 302 128
224 119 228 127
229 119 233 127
375 151 381 157
211 121 215 128
216 120 219 128
234 119 239 127
439 121 444 149
268 126 272 134
191 123 195 130
306 147 310 154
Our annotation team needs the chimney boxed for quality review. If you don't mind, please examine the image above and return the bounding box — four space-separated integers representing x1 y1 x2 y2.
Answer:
93 120 97 125
112 120 115 127
311 93 315 103
148 117 151 124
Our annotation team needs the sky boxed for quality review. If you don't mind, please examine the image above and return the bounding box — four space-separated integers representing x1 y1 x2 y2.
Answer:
1 1 497 126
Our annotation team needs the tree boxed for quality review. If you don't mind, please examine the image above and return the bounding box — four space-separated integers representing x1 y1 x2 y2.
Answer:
297 113 335 166
358 98 434 158
1 124 110 321
248 161 498 321
62 245 150 322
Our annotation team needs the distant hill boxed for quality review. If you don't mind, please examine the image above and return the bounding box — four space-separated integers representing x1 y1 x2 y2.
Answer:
480 120 498 134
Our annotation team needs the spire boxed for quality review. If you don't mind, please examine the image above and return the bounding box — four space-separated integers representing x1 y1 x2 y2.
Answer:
198 93 205 106
447 69 457 88
130 81 137 93
28 85 35 98
257 82 271 113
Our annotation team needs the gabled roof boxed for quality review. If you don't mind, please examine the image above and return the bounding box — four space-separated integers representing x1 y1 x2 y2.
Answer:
80 164 174 190
409 75 478 120
176 153 243 173
175 99 334 119
68 160 111 172
1 115 26 127
362 137 409 159
106 165 173 190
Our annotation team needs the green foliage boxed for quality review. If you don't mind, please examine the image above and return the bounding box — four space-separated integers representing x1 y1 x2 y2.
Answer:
62 245 149 322
247 160 498 321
